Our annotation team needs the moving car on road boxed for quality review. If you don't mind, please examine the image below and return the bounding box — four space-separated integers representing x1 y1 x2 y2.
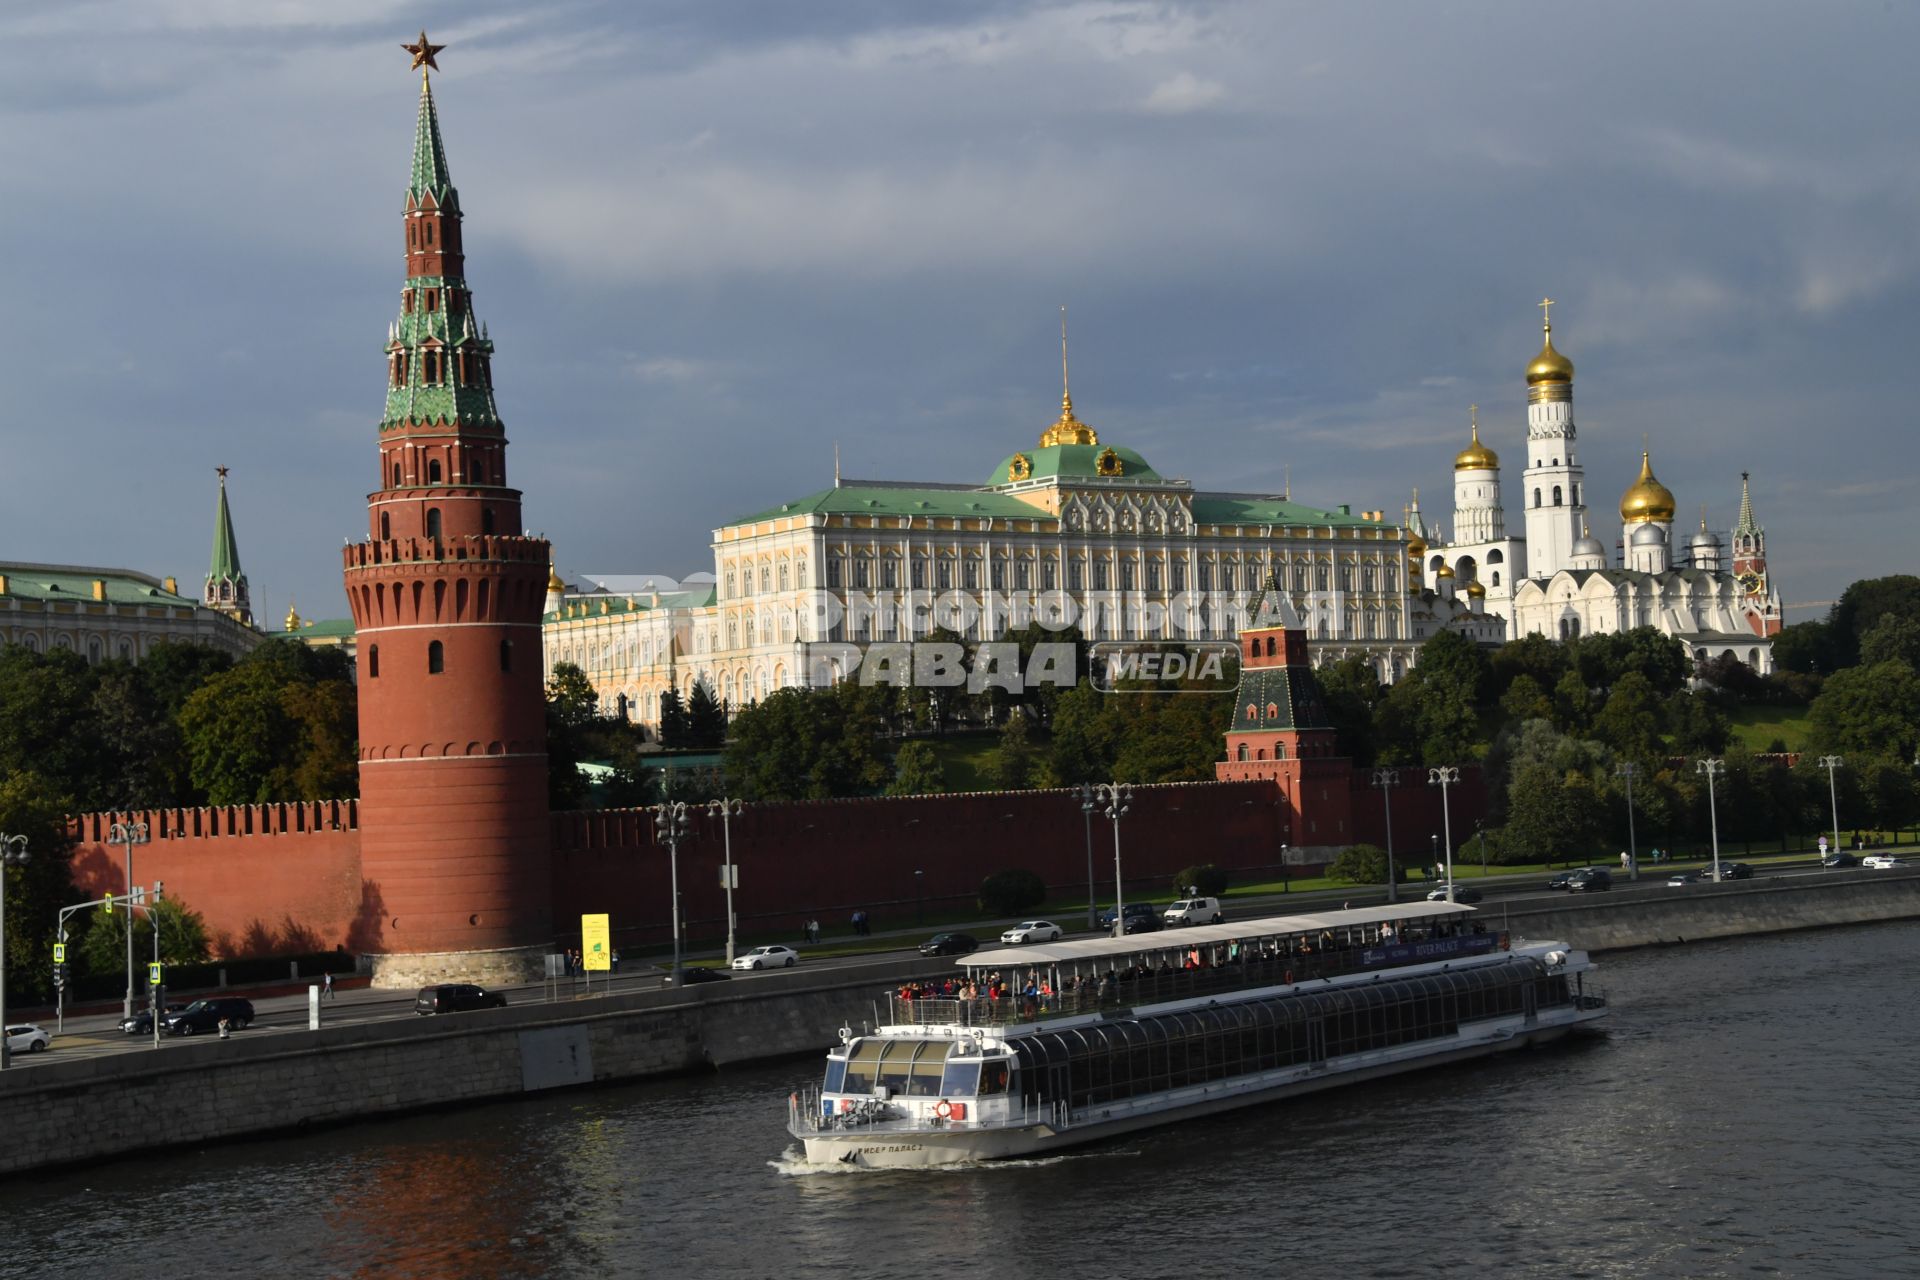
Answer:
1821 852 1860 868
731 944 801 971
1426 885 1484 904
166 998 256 1035
1546 870 1579 891
1097 903 1161 931
1566 868 1612 893
1163 898 1225 926
1716 862 1754 880
918 932 979 957
1863 854 1907 870
1666 870 1701 887
119 1004 186 1035
663 966 731 985
4 1024 51 1054
1000 921 1063 945
412 985 506 1015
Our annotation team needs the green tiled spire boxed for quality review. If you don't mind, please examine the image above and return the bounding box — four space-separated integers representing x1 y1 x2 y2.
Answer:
409 75 458 212
208 467 242 584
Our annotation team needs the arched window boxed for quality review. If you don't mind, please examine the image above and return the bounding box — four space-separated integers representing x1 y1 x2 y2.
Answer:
481 508 494 535
380 511 391 540
1236 743 1249 761
1247 640 1258 659
1265 636 1276 657
1533 488 1541 508
1491 571 1501 586
472 458 487 484
1552 485 1563 506
500 639 512 672
1274 742 1287 760
368 644 380 678
88 637 102 664
427 640 444 674
426 508 442 539
428 459 443 484
392 463 402 487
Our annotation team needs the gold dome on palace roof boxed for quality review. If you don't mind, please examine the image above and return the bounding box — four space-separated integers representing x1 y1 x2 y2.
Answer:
1620 449 1677 524
1434 562 1456 579
1465 578 1487 598
1454 412 1500 471
547 565 566 592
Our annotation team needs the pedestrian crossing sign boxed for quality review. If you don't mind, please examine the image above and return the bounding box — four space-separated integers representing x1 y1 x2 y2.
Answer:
149 962 162 986
53 943 66 963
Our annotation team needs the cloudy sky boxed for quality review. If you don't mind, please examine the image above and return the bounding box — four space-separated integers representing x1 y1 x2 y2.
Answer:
3 1 1913 622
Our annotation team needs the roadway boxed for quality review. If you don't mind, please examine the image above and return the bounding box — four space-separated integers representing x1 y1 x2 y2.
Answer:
4 851 1879 1071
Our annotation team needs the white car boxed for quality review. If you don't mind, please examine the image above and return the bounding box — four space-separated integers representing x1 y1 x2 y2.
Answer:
1862 854 1906 870
1000 921 1063 945
731 944 800 971
4 1023 51 1054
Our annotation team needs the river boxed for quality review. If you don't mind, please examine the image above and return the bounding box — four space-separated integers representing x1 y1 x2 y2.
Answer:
2 921 1916 1279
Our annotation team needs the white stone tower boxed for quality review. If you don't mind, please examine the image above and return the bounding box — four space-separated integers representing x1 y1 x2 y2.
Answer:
1520 299 1587 579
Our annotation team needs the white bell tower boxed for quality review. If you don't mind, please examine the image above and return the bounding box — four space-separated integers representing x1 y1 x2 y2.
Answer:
1520 299 1587 579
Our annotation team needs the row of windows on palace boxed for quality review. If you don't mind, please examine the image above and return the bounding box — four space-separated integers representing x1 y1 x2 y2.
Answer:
363 638 517 678
7 632 138 663
731 556 1403 596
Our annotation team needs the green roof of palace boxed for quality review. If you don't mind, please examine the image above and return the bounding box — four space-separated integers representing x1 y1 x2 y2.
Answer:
208 475 243 585
986 443 1162 486
1189 494 1375 527
727 485 1047 527
0 563 196 607
272 617 357 640
544 583 718 624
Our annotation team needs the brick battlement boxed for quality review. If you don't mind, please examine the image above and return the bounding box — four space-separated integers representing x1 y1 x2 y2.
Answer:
70 800 359 843
342 535 549 572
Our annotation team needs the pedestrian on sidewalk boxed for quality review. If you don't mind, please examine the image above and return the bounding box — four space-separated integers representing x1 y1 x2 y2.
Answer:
323 972 334 1000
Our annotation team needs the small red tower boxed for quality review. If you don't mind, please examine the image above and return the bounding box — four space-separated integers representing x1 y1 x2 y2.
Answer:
1216 579 1354 854
342 42 553 983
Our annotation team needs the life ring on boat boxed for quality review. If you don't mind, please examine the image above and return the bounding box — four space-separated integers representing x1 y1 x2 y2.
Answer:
934 1099 954 1120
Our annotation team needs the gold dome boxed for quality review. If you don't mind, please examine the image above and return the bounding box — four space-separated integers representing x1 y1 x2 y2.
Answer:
1405 534 1427 559
1465 579 1487 598
1435 562 1456 579
1619 449 1677 524
1526 301 1574 384
547 565 566 593
1453 415 1500 471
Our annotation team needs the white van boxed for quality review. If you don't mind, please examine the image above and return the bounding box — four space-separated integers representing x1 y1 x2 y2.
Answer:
1163 897 1224 926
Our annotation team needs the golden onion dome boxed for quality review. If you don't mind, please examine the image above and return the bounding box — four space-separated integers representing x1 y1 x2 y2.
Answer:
1619 449 1677 524
1435 562 1456 580
1526 324 1575 385
547 566 566 593
1454 418 1500 471
1466 579 1487 598
1406 532 1428 558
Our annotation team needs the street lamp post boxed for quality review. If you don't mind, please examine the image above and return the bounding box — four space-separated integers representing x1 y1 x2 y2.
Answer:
107 820 149 1019
1092 783 1132 936
914 869 924 923
1078 785 1098 929
1818 756 1844 860
1370 768 1401 904
1616 763 1639 881
707 798 744 965
150 880 164 1050
653 802 690 987
1429 767 1460 902
0 834 29 1070
1696 758 1725 882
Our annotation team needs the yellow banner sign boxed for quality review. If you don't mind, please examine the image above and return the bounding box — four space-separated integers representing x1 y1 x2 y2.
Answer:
581 913 612 971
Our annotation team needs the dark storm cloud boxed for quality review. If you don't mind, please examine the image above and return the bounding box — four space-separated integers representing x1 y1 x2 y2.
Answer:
0 1 1911 622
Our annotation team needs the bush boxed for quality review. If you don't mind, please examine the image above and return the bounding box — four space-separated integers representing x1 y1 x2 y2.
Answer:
978 868 1046 916
1328 844 1392 885
1171 864 1229 898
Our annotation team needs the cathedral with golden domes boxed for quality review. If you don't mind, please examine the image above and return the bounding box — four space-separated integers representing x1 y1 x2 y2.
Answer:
1413 302 1782 671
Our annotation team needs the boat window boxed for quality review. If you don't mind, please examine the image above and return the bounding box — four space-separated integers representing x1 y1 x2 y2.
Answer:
842 1039 885 1093
907 1041 949 1096
978 1059 1011 1095
821 1058 847 1094
940 1061 981 1097
876 1040 916 1096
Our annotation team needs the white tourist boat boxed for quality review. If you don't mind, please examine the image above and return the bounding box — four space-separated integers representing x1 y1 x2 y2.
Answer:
787 901 1607 1168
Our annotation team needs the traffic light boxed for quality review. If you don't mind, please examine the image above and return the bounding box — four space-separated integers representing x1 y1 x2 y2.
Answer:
154 880 164 903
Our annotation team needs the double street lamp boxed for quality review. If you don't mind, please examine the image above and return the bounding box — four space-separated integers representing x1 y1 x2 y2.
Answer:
653 802 690 988
1818 756 1844 858
707 798 744 965
107 820 149 1019
1429 767 1460 902
1696 758 1725 882
1090 782 1132 936
0 834 30 1070
1370 768 1401 904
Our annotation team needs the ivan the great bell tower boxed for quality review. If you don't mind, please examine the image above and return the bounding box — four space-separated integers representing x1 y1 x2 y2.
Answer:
343 36 553 984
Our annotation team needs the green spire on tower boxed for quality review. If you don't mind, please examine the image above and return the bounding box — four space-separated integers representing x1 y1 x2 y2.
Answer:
204 466 252 626
408 74 458 213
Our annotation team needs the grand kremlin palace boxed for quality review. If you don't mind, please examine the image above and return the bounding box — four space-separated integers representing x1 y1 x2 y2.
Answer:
543 378 1438 732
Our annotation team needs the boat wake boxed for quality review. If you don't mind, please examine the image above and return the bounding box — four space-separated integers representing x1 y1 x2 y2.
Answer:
770 1144 1133 1176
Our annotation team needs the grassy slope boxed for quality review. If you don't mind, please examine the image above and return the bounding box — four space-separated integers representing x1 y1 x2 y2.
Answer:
1725 703 1812 753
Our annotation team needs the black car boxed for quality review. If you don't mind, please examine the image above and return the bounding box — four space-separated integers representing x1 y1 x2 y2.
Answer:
1099 903 1161 930
918 932 979 957
1546 870 1578 891
413 983 508 1015
1120 913 1163 935
1715 862 1754 881
1822 852 1859 869
120 1004 185 1035
166 998 255 1035
663 966 731 985
1566 868 1613 893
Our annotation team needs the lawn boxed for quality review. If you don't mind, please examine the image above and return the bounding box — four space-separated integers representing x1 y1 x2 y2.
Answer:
1725 703 1812 753
926 731 1001 791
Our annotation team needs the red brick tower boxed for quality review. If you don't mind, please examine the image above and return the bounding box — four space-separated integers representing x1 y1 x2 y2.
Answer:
342 41 552 984
1215 578 1354 854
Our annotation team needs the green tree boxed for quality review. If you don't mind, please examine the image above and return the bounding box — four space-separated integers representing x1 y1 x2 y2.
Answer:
77 896 211 976
1317 654 1384 765
90 661 185 809
1808 662 1920 762
1666 690 1731 755
177 662 302 804
887 739 947 796
1504 763 1605 866
0 771 77 1003
1861 757 1920 838
1772 619 1836 675
1858 615 1920 670
0 646 103 806
989 710 1040 789
1552 668 1593 735
1490 633 1573 701
546 662 600 730
1039 682 1116 786
657 687 690 748
1829 575 1920 669
1328 843 1393 885
686 678 728 748
1592 671 1665 761
724 685 894 801
1499 674 1553 724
